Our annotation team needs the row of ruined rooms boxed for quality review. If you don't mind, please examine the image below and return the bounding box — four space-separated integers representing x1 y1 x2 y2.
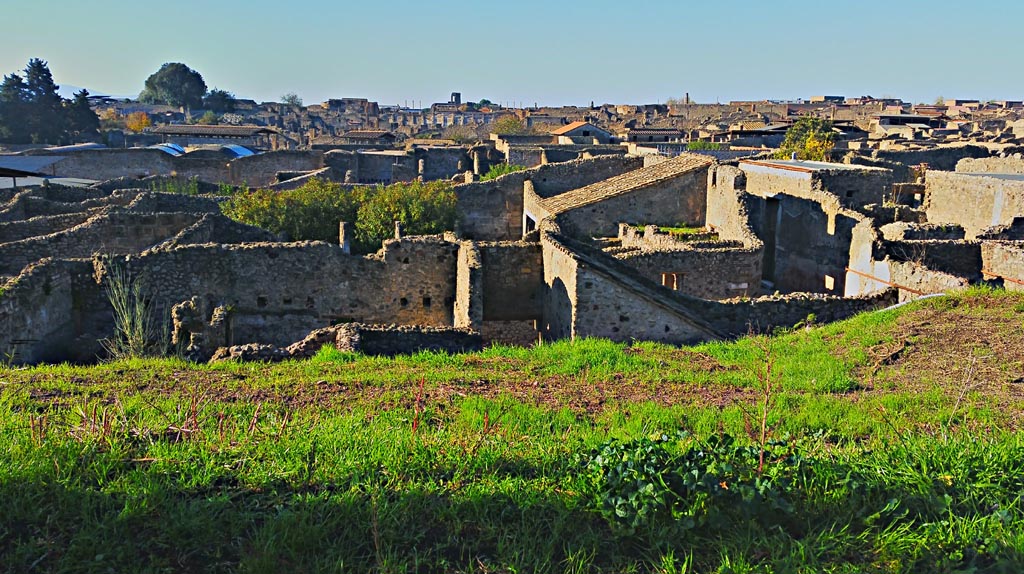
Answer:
1 152 1022 364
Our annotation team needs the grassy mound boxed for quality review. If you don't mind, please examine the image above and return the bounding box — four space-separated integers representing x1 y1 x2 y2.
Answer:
2 287 1023 572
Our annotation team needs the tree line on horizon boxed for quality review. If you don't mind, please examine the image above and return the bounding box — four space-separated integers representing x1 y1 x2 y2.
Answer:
0 59 99 145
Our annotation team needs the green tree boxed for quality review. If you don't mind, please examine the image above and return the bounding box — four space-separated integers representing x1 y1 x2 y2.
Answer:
221 178 457 252
481 163 527 181
203 88 236 113
0 73 30 143
23 58 65 144
492 115 526 135
777 116 835 161
140 63 207 109
65 89 100 139
281 92 303 107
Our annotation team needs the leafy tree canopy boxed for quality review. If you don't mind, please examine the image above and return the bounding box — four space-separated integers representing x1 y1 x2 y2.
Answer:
777 116 835 162
140 62 207 109
281 93 303 107
203 88 236 113
0 59 99 144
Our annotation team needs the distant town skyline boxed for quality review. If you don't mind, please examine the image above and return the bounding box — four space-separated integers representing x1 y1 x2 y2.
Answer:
4 0 1023 107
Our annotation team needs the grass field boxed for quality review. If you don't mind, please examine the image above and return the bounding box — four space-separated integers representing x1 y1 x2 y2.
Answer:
2 287 1023 573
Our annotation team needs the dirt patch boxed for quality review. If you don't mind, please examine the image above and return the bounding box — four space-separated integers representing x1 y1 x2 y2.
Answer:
857 295 1024 415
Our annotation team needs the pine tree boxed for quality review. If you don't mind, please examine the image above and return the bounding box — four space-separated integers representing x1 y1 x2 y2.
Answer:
66 89 100 140
0 73 30 143
23 58 65 144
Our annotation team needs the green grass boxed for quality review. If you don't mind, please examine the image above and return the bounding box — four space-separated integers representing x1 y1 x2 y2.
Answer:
2 287 1023 572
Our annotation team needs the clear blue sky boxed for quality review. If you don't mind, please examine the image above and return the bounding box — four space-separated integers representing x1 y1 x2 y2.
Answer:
4 0 1022 106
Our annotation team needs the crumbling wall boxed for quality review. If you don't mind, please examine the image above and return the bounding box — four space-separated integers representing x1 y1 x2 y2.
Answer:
0 258 96 364
334 323 482 356
558 167 709 237
478 241 543 321
925 171 1024 238
982 241 1024 292
0 210 203 277
611 243 761 300
871 145 990 171
103 237 461 348
226 150 325 186
0 211 96 243
454 241 483 329
956 155 1024 174
456 155 643 240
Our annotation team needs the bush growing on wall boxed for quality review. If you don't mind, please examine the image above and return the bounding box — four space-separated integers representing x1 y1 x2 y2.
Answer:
221 178 457 252
480 163 527 181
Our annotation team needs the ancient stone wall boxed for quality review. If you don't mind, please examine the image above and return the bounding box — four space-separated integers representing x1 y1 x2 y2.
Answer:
226 151 325 186
982 241 1024 292
0 211 96 243
888 262 970 302
479 320 538 346
103 237 461 348
925 171 1024 238
0 258 97 364
870 145 990 171
880 240 982 280
334 323 482 356
478 241 543 321
611 244 761 300
956 155 1024 174
558 167 709 238
454 241 483 329
814 168 894 208
417 147 469 181
456 155 643 241
0 210 203 277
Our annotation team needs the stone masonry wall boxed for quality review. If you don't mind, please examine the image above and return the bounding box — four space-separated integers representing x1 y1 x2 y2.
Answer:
104 237 461 348
982 241 1024 292
559 167 709 238
612 244 762 300
0 210 202 277
478 241 543 321
456 155 644 240
956 155 1024 174
925 171 1024 238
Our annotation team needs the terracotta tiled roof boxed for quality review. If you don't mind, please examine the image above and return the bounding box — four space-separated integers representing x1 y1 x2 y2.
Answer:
550 121 604 135
540 153 713 214
342 130 395 139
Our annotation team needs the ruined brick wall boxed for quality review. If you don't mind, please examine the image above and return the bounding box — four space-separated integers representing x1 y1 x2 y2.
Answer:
0 210 203 277
611 244 762 300
105 237 461 348
226 151 324 186
0 188 137 222
880 240 982 280
0 211 95 243
0 258 98 364
558 167 709 238
888 262 970 302
454 241 483 329
870 145 990 172
539 231 578 340
480 320 538 346
814 168 894 209
44 149 177 180
418 147 469 181
478 241 543 321
956 155 1024 174
334 323 482 356
694 290 898 336
925 171 1024 238
456 155 644 241
982 241 1024 292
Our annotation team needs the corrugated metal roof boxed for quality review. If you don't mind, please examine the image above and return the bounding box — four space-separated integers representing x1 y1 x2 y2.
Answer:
0 156 64 172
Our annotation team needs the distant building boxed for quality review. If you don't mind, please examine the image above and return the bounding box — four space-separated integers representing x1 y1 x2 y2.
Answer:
550 121 614 144
810 95 845 103
151 125 281 148
337 130 398 146
623 127 684 143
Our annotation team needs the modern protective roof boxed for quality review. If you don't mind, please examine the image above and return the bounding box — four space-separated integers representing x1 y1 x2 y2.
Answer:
550 121 609 136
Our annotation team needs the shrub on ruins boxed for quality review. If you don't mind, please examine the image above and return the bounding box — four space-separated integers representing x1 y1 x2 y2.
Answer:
687 140 721 151
354 180 458 249
481 163 527 181
203 88 236 113
0 59 101 144
777 116 835 161
139 62 207 109
221 178 457 251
